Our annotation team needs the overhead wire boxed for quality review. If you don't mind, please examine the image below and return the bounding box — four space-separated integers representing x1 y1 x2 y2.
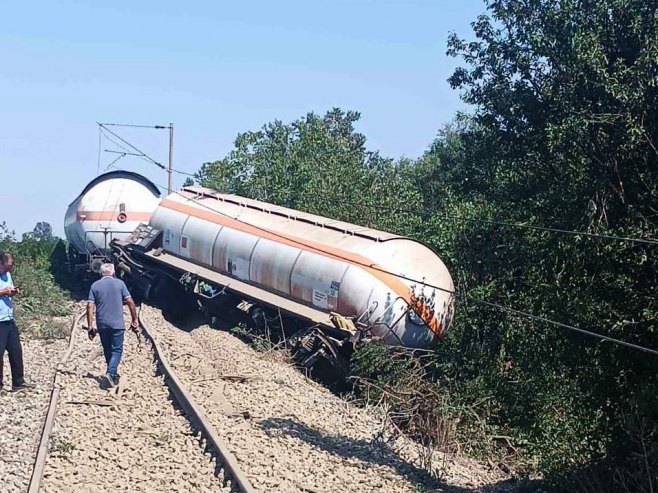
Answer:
325 198 658 246
99 127 154 167
143 179 658 357
463 296 658 356
97 124 196 178
96 126 102 176
103 153 127 171
97 122 166 170
100 123 169 129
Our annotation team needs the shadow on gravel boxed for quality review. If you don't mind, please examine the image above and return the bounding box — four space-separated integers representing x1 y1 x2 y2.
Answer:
259 417 484 493
82 371 113 391
142 302 209 333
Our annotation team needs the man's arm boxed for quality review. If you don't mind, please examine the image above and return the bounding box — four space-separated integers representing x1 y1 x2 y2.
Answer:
87 286 96 329
120 280 138 330
86 302 95 329
125 297 138 330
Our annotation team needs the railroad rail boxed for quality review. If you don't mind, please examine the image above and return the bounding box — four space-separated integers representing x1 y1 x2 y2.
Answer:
138 308 255 492
26 308 255 493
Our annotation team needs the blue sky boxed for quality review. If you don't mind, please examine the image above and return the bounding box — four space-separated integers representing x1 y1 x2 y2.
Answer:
0 0 484 236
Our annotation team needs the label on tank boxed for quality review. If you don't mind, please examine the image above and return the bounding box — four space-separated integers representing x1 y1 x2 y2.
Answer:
164 228 173 247
231 258 250 280
312 289 329 309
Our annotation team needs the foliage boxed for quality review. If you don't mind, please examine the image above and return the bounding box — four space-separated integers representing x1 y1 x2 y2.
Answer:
440 0 658 488
23 221 54 242
197 108 424 235
0 222 71 339
194 2 658 488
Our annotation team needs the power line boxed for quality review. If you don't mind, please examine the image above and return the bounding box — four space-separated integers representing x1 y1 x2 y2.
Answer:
104 147 195 177
97 123 165 170
171 168 196 177
96 126 102 176
103 152 128 171
326 198 658 246
467 296 658 356
99 127 154 166
104 149 143 158
100 122 170 129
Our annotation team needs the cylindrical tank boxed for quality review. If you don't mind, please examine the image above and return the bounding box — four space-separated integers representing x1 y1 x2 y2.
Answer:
65 171 161 259
149 186 454 348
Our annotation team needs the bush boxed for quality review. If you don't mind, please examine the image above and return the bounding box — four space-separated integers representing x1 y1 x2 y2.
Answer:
1 224 72 339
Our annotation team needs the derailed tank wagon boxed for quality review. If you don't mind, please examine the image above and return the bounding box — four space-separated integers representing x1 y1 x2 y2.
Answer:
112 184 455 367
64 171 161 273
67 173 455 371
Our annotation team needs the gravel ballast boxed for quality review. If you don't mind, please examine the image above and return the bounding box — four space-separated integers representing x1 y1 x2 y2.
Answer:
1 338 66 493
140 305 509 493
39 314 229 493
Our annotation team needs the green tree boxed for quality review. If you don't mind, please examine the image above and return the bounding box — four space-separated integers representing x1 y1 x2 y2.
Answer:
23 221 54 243
435 0 658 486
197 108 423 233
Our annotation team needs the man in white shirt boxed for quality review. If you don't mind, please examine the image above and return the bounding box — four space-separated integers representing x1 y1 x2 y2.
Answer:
0 252 36 393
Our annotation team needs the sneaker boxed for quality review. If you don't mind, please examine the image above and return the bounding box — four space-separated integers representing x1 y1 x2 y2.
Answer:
11 382 37 392
103 374 116 388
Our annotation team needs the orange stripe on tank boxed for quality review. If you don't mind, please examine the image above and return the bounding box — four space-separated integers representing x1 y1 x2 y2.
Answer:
77 211 153 222
159 198 445 336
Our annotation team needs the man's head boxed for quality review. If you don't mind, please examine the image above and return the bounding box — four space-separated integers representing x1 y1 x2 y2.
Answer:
0 253 14 274
100 263 115 277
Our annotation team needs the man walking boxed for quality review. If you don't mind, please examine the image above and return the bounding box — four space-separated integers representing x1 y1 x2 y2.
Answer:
0 252 36 393
87 263 139 387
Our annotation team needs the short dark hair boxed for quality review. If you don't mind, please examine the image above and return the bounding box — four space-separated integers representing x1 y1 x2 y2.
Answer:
0 252 14 265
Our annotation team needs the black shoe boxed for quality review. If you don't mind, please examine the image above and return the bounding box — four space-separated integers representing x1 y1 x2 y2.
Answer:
103 374 116 388
11 382 37 392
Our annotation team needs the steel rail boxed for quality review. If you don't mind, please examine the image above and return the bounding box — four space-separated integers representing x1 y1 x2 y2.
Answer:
28 310 86 493
138 309 256 493
29 307 255 493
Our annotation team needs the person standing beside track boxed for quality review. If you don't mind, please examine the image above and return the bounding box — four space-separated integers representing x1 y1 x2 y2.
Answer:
0 252 36 393
86 263 139 387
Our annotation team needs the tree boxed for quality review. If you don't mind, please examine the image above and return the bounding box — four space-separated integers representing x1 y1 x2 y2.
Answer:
196 108 423 233
439 0 658 485
23 222 54 242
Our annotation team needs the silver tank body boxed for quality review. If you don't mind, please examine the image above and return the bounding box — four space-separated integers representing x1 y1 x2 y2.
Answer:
150 187 455 349
64 171 161 255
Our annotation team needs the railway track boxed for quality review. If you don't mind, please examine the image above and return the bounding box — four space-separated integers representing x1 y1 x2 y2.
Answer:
19 304 504 493
27 307 255 493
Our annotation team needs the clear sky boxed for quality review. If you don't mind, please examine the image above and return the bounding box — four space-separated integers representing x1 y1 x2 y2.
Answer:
0 0 485 237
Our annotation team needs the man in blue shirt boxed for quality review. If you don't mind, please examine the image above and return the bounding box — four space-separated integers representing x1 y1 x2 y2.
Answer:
86 263 139 387
0 252 36 393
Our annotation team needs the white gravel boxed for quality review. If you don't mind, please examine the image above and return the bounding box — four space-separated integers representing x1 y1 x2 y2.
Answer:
141 305 509 493
0 338 66 493
40 313 229 493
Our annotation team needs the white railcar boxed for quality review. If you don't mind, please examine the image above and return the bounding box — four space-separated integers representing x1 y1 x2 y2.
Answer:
147 187 454 348
64 171 161 272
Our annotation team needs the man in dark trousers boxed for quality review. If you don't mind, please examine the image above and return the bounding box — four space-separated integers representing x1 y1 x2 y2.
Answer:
86 263 139 387
0 252 36 393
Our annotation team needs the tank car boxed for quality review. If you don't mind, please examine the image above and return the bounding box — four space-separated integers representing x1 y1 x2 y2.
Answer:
112 186 455 367
64 171 161 273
